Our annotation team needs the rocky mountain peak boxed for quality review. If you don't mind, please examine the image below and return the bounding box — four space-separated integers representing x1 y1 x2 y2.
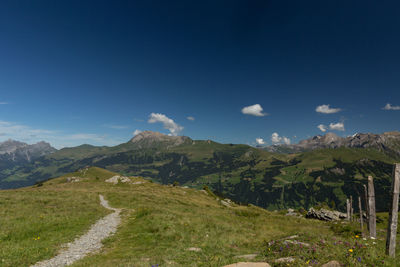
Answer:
131 131 169 142
130 131 192 148
0 139 56 162
321 132 340 143
0 139 27 154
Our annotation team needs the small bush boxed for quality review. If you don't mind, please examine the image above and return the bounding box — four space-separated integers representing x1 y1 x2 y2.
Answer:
330 222 361 237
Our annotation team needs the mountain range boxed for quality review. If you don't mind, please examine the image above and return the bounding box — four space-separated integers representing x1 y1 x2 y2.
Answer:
265 131 400 156
1 131 399 212
0 139 56 168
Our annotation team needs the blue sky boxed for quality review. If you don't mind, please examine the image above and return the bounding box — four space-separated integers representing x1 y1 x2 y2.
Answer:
1 0 399 148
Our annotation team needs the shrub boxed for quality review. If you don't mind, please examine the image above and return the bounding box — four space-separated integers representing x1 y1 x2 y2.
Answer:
330 222 361 237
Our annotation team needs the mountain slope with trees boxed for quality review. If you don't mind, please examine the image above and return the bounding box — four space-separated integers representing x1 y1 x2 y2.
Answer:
0 131 399 212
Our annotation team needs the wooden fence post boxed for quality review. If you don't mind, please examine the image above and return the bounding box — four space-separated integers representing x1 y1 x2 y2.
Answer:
386 163 400 257
358 196 364 237
363 184 369 231
350 195 354 221
346 198 351 221
368 175 376 238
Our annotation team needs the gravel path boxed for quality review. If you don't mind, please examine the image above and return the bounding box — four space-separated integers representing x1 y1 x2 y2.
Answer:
31 195 121 267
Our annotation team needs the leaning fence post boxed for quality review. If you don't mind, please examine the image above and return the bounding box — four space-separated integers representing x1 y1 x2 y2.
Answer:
363 184 369 231
346 198 351 221
368 175 376 238
386 163 400 257
358 196 364 237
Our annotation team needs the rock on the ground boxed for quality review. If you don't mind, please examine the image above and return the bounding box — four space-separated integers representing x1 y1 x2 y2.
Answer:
186 247 201 252
274 257 295 263
286 208 295 215
286 208 301 217
223 263 271 267
322 260 341 267
131 181 145 185
221 200 231 207
306 208 347 221
283 239 310 247
105 175 131 184
66 177 80 183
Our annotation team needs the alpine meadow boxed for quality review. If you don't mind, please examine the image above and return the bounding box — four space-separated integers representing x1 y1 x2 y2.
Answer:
1 1 400 267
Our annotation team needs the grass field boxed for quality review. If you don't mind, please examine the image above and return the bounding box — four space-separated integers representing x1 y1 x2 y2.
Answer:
0 167 399 266
0 190 108 266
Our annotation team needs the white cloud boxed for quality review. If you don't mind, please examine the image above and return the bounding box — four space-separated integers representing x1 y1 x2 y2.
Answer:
317 124 327 132
0 102 8 105
282 137 291 145
133 129 142 136
271 132 291 145
316 104 341 114
382 103 400 110
241 104 268 117
271 132 281 143
187 116 195 121
329 122 345 131
148 113 183 136
255 138 265 145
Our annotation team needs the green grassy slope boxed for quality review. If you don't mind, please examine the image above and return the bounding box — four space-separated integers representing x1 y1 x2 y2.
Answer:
0 167 399 266
1 140 398 213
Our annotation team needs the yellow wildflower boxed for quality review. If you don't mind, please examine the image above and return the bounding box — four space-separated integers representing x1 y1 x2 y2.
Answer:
349 249 353 253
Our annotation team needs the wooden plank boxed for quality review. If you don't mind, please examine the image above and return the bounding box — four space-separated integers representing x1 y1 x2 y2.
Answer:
350 195 353 221
386 163 400 257
368 175 376 238
363 184 369 232
358 196 364 237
